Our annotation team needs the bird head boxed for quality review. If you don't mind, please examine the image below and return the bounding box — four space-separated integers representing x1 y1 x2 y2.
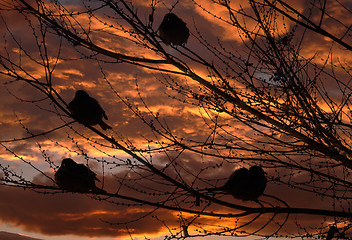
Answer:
61 158 77 168
163 13 179 23
75 90 89 98
249 166 265 176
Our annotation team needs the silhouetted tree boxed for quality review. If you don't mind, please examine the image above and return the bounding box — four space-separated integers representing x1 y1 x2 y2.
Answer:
0 0 351 239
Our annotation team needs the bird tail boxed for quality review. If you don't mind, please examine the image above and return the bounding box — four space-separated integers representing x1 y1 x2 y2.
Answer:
99 121 112 130
206 187 223 192
198 186 224 193
92 187 107 194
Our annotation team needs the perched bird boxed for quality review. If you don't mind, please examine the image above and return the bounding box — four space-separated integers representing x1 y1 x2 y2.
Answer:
55 158 105 193
158 13 189 45
207 166 267 201
68 90 112 130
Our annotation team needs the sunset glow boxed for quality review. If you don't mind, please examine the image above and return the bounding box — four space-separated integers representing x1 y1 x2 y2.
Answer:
1 0 352 239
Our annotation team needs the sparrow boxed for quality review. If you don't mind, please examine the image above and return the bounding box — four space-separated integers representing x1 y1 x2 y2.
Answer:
55 158 105 193
158 13 190 45
68 90 112 130
207 166 267 201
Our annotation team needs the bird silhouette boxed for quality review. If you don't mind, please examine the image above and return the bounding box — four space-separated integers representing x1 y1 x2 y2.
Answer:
158 13 189 45
55 158 105 193
68 90 112 130
207 166 267 201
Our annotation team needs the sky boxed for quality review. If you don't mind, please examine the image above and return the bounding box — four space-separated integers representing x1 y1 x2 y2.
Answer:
0 0 352 239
